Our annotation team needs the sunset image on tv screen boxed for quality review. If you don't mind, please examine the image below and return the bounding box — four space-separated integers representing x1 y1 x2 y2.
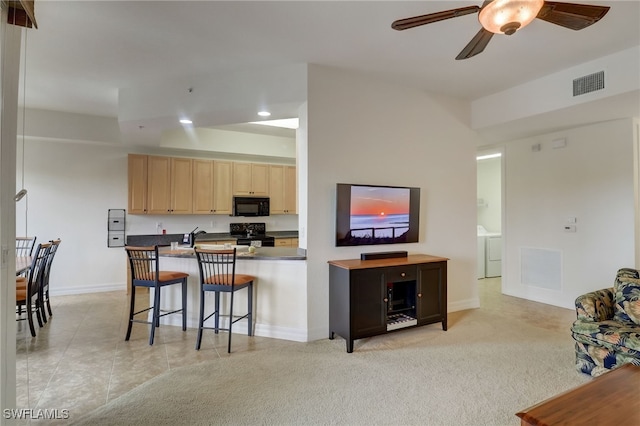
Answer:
350 186 410 239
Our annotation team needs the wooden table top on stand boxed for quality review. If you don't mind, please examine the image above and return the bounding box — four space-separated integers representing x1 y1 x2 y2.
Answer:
516 363 640 426
16 256 32 276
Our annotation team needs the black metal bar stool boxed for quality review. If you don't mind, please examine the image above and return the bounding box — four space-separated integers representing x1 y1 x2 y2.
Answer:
194 248 255 353
125 245 188 345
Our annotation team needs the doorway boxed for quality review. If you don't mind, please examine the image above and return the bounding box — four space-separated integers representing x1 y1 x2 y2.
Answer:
476 149 503 280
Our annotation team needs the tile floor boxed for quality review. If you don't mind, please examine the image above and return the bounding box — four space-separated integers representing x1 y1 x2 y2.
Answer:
15 289 298 423
14 278 575 423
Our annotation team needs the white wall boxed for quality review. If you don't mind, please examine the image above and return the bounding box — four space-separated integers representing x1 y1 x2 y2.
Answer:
635 118 640 268
160 127 296 160
16 140 129 294
477 156 502 233
472 47 640 130
502 118 636 308
305 65 480 340
16 136 299 296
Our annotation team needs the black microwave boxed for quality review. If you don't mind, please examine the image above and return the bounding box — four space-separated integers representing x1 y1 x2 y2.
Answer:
233 197 270 217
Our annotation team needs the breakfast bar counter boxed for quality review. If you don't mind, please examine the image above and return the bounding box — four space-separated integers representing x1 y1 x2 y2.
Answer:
159 245 306 261
153 245 308 342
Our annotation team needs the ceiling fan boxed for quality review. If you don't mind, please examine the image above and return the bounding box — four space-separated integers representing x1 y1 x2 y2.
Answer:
391 1 610 60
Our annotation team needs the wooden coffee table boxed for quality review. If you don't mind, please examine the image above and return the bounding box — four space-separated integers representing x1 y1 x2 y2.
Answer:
516 363 640 426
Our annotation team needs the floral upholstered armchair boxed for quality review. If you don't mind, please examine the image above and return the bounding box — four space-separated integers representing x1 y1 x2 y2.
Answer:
571 268 640 376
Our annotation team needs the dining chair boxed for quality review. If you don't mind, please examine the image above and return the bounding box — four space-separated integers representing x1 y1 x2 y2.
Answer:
15 236 37 277
194 248 255 353
125 246 188 345
16 236 37 257
16 242 51 337
39 238 62 323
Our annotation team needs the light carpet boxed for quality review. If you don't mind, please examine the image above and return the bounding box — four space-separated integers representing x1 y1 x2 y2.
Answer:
72 308 589 426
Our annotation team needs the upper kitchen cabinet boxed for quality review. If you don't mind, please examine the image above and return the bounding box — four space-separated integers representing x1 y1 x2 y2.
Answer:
147 156 193 214
213 160 233 214
192 159 214 214
233 162 269 196
269 165 297 214
192 159 233 215
128 154 148 214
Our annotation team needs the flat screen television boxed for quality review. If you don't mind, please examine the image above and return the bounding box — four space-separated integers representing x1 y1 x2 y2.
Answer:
336 183 420 247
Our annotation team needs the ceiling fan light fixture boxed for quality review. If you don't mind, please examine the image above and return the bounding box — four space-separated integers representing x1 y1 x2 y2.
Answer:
478 0 544 35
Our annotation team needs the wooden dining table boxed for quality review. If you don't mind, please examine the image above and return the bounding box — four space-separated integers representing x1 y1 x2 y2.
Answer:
16 256 32 276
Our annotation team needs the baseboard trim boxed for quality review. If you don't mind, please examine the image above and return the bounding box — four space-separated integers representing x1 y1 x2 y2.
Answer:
448 297 480 312
51 283 126 297
159 316 309 343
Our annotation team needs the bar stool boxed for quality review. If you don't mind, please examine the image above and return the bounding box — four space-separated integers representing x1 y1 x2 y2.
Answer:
194 248 255 353
125 246 188 345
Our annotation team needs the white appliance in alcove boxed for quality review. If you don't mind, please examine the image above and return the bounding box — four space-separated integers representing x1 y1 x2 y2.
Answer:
477 225 502 278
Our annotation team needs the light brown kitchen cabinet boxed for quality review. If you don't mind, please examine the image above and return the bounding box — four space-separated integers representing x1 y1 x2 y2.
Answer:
269 165 296 215
171 157 193 214
147 156 192 214
192 159 214 214
212 160 233 214
274 237 298 247
195 240 231 246
284 165 297 214
192 159 233 215
233 162 269 196
128 154 148 214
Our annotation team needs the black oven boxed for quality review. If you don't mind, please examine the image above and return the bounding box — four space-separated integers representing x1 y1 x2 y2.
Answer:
230 223 275 247
235 236 275 247
233 197 270 217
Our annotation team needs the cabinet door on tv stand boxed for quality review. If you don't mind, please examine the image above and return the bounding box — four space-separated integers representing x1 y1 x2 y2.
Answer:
351 269 387 339
416 262 447 330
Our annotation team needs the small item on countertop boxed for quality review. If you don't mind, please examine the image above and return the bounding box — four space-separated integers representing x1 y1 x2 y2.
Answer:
248 246 256 253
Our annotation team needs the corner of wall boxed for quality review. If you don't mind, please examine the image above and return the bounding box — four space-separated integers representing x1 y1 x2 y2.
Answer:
634 118 640 268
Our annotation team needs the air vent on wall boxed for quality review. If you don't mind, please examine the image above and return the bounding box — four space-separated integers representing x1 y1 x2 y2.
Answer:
573 71 605 96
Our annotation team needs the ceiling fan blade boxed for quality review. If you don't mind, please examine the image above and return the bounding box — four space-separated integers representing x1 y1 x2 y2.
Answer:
537 1 610 30
456 28 494 60
391 5 480 31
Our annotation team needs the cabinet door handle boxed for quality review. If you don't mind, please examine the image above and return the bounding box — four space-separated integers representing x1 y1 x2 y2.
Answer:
417 293 422 298
383 298 389 303
401 272 406 277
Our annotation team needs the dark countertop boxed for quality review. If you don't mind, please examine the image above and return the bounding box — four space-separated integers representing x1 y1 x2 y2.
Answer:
266 231 299 238
159 245 306 261
194 233 236 242
126 234 183 247
127 230 299 247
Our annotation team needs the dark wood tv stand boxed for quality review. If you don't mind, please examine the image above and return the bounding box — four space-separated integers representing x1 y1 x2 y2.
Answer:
328 254 448 353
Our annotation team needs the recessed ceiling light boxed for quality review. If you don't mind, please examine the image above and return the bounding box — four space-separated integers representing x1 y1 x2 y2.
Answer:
257 111 271 117
179 119 193 124
250 118 299 130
